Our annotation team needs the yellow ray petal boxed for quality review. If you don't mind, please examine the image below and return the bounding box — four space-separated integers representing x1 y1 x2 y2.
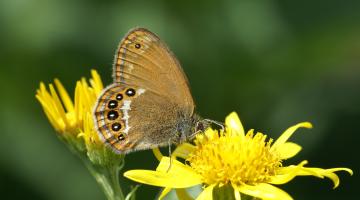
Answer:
296 167 353 188
54 79 74 113
327 168 353 175
124 157 202 188
271 122 312 150
49 83 70 128
37 99 63 132
124 169 201 188
90 69 104 95
270 161 308 185
236 183 293 200
225 112 245 137
158 187 172 200
172 143 196 160
152 148 163 161
74 81 82 123
232 184 241 200
275 142 302 160
156 157 200 177
176 188 194 200
196 184 215 200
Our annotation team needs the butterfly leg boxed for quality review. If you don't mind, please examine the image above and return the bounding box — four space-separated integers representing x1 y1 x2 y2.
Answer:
166 139 172 173
188 129 202 140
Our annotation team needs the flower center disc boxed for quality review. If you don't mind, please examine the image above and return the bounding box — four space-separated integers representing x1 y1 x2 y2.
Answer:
188 130 281 186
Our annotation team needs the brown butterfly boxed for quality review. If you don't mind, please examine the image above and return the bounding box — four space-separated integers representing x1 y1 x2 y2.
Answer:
93 28 207 154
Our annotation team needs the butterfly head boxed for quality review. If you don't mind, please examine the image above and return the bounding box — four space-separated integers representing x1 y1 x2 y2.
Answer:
176 114 209 143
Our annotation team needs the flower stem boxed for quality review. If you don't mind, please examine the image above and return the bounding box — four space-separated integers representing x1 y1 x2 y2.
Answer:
83 157 125 200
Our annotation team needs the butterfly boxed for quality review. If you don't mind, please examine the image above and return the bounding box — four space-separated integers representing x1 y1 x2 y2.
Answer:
93 28 207 154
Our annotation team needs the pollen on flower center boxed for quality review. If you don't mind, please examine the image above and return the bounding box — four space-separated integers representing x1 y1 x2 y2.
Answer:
187 129 282 186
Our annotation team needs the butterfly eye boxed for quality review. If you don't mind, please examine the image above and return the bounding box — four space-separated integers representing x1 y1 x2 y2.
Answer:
108 100 118 109
125 88 136 97
135 43 141 49
111 122 122 131
118 134 125 141
196 122 205 132
107 110 119 120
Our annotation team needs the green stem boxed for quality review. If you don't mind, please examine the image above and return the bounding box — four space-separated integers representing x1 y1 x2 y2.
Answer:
212 184 261 200
83 157 125 200
63 136 126 200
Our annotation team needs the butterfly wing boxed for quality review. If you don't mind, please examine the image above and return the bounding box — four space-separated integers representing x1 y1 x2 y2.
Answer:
93 28 195 153
113 28 194 114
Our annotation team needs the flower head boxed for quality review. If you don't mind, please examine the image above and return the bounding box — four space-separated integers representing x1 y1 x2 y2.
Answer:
36 70 126 199
36 70 123 165
124 112 353 200
36 70 102 135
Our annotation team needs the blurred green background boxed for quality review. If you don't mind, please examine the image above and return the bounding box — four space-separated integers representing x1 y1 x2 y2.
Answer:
0 0 358 199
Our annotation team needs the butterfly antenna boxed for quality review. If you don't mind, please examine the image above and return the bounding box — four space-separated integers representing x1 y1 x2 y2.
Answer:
203 119 225 131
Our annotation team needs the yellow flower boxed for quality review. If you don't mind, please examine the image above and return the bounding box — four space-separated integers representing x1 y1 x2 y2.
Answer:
36 70 126 199
36 69 124 165
36 70 103 134
124 112 353 200
36 70 104 149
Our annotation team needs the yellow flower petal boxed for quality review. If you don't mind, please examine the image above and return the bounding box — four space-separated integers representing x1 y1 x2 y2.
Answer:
225 112 245 137
196 184 215 200
124 157 202 188
74 81 83 123
158 187 172 200
271 122 312 151
54 79 74 113
152 148 163 161
236 183 293 200
90 69 104 95
234 188 241 200
36 94 64 132
270 161 308 184
275 142 302 160
172 143 196 160
156 157 200 177
49 83 70 128
176 188 194 200
327 168 353 176
295 167 353 188
124 170 201 188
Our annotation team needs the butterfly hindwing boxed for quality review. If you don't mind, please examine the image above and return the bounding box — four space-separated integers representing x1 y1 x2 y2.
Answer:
93 84 185 153
93 84 143 153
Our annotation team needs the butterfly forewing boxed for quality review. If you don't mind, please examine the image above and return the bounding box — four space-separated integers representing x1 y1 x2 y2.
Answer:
113 28 194 113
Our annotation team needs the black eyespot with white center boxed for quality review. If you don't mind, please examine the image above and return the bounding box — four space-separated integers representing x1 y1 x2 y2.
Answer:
111 122 122 131
135 43 141 49
118 134 125 141
107 110 119 120
116 93 123 101
125 88 136 97
108 100 118 109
